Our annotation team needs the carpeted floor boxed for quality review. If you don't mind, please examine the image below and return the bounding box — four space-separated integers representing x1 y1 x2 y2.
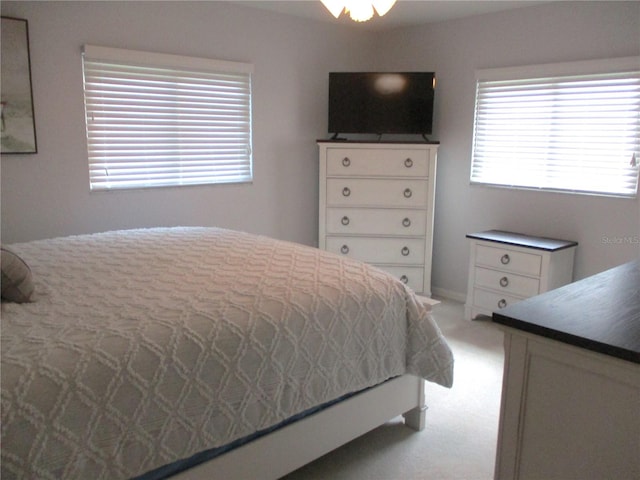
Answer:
282 298 505 480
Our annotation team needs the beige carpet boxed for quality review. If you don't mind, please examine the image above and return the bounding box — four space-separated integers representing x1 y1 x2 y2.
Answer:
281 299 505 480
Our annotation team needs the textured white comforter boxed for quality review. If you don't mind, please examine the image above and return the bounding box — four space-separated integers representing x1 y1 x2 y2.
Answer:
1 227 453 479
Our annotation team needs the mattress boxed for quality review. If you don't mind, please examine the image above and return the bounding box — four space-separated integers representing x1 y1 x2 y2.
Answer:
1 227 453 479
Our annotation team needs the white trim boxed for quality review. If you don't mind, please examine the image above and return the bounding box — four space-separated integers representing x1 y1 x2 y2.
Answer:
83 45 254 74
431 287 466 304
476 56 640 82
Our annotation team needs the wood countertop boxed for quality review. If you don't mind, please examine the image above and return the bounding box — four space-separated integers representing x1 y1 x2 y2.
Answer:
493 259 640 364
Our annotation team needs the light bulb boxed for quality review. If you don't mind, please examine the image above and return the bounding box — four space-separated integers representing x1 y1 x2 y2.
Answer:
347 1 374 22
320 0 397 22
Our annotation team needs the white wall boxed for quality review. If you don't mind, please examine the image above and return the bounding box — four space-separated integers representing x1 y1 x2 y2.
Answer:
377 1 640 297
2 1 639 298
0 1 376 246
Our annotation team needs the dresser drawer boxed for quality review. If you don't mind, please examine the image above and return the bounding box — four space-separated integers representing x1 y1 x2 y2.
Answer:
475 244 542 277
327 148 429 177
379 265 424 293
327 178 427 208
326 236 425 264
326 208 426 236
474 267 540 297
473 288 523 313
319 142 439 296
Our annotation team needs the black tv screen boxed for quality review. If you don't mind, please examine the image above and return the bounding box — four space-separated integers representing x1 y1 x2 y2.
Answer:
328 72 435 136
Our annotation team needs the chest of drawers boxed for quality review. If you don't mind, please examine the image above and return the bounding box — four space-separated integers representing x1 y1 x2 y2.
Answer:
318 141 439 296
464 230 578 320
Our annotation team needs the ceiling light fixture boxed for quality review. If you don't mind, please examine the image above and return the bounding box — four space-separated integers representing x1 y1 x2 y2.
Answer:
320 0 397 22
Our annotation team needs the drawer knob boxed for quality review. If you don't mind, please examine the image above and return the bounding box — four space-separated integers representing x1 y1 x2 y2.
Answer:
342 187 351 197
400 275 409 284
498 299 508 309
340 245 350 254
500 254 511 265
499 276 509 287
402 217 411 227
341 216 350 226
403 188 413 198
401 246 410 256
342 157 351 167
404 158 413 168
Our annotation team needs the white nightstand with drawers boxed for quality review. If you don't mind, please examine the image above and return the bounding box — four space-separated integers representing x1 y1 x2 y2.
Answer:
318 141 439 296
464 230 578 321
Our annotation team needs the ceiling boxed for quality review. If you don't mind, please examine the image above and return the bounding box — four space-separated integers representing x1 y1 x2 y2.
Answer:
236 0 550 31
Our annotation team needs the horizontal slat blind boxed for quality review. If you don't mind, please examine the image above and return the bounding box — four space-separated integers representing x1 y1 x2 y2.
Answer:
471 58 640 198
82 46 253 191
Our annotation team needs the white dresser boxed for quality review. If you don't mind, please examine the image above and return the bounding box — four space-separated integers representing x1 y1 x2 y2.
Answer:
464 230 578 321
493 260 639 480
318 141 439 296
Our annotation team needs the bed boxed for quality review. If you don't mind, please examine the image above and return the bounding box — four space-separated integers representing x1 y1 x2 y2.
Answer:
1 227 454 480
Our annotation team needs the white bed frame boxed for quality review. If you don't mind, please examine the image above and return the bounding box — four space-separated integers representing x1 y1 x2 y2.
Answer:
174 374 426 480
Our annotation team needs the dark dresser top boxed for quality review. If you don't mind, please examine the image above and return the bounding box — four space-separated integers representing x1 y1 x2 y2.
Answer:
317 139 440 145
466 230 578 252
493 259 640 364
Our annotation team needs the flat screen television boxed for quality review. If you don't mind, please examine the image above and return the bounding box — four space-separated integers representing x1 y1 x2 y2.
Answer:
328 72 435 138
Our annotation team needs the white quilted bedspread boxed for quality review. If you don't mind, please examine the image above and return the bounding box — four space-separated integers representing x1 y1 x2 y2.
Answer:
1 227 453 479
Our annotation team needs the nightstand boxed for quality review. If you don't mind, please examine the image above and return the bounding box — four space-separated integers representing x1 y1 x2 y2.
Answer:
464 230 578 320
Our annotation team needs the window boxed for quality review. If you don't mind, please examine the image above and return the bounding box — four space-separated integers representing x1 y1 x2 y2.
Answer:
82 45 253 191
471 57 640 198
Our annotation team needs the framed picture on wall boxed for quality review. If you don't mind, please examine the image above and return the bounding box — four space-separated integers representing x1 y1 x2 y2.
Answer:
1 16 37 154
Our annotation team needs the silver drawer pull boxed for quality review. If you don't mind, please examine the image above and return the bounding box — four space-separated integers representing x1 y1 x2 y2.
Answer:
499 276 509 287
500 254 510 265
402 217 411 227
342 187 351 197
401 246 410 256
342 157 351 167
341 216 350 226
404 158 413 168
340 245 349 254
498 299 508 309
403 188 413 198
400 275 409 284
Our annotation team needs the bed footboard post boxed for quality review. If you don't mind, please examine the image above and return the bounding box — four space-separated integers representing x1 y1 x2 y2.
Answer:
402 377 427 431
403 405 427 431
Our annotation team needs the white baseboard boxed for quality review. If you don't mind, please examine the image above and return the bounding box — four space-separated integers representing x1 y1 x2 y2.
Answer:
415 295 441 306
431 287 466 304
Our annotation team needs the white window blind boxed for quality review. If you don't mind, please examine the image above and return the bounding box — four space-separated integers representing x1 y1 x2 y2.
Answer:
82 45 253 191
471 57 640 198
